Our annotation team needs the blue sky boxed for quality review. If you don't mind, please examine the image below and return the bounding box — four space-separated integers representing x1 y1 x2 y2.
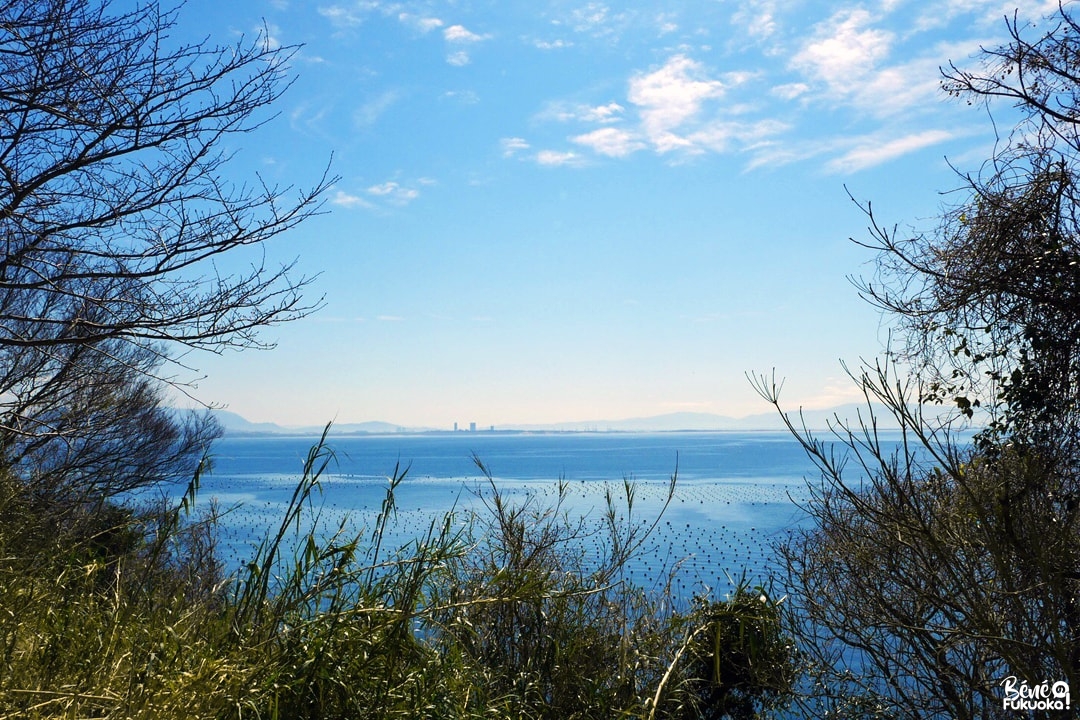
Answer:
177 0 1049 428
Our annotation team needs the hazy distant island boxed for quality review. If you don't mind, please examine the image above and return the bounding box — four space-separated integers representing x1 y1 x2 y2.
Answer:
210 404 912 437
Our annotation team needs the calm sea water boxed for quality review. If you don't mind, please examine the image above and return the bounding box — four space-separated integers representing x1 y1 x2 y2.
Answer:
197 431 831 597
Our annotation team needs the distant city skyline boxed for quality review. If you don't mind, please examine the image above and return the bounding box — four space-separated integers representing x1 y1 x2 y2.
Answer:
170 0 1044 428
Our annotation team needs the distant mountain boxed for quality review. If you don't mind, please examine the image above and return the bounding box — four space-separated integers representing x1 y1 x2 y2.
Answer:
209 410 437 436
501 405 904 433
212 404 911 437
210 409 291 435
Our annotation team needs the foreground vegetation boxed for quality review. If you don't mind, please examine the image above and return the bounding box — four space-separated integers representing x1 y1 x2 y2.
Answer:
0 431 796 719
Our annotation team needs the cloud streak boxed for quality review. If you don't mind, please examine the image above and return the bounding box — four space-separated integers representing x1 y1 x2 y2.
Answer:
826 129 957 173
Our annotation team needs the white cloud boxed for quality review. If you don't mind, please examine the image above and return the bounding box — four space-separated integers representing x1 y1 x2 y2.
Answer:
787 9 951 117
439 23 490 65
583 102 625 123
330 179 425 209
501 137 531 157
367 181 421 204
791 9 893 93
771 82 809 101
398 13 443 33
826 129 955 173
732 0 778 40
444 24 490 43
535 38 573 50
536 150 582 166
538 101 621 124
628 55 726 153
446 51 471 66
571 3 611 33
571 127 645 157
531 54 789 164
330 190 372 209
318 5 364 28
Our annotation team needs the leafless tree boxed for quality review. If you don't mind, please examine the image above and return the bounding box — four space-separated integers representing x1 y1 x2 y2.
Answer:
756 365 1077 719
853 3 1080 459
0 0 332 503
762 4 1080 717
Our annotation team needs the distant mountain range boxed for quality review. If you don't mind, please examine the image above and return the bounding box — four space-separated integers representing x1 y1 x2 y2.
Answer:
210 404 911 437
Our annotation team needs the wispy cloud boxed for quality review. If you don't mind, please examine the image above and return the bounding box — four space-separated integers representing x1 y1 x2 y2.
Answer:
731 0 778 40
353 90 400 128
289 100 338 140
501 137 531 157
330 178 425 210
367 181 421 204
655 13 678 36
536 149 583 166
571 127 645 157
538 101 626 124
317 3 493 71
443 89 480 104
685 118 791 155
446 51 471 66
913 0 1059 31
790 9 894 96
787 8 947 118
570 3 612 34
399 13 443 33
330 189 373 209
318 4 365 28
534 38 573 50
543 2 636 43
771 82 808 101
584 102 625 123
826 129 956 173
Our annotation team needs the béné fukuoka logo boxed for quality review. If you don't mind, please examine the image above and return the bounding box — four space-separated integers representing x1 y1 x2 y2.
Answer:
1000 676 1070 712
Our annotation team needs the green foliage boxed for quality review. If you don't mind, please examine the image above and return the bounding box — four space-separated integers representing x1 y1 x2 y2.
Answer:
427 459 677 719
670 582 796 720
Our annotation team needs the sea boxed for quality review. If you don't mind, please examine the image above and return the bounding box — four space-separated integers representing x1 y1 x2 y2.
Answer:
195 430 840 599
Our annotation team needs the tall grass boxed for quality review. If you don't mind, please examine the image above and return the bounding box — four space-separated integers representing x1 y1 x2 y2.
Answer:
0 428 795 719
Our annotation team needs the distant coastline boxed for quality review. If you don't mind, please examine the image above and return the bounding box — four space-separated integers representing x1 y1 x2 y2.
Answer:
209 404 925 438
